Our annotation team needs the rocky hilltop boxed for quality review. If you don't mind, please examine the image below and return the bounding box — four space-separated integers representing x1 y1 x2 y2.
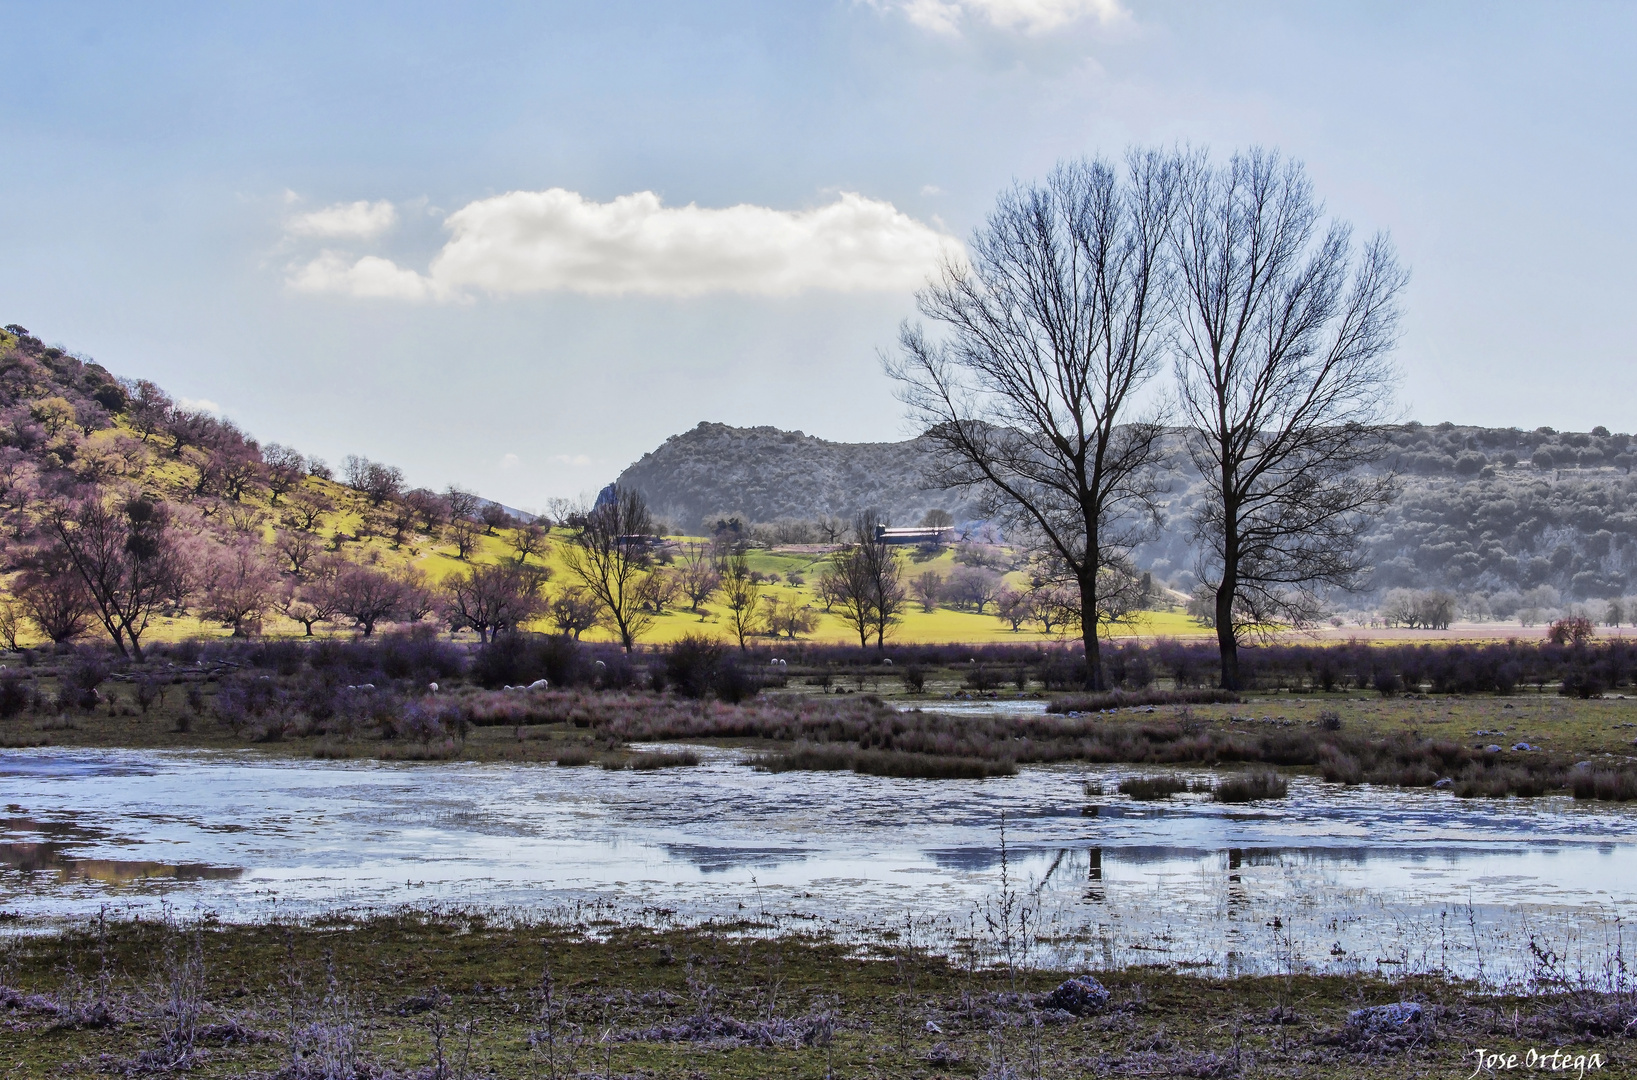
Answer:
618 420 1637 610
615 422 981 531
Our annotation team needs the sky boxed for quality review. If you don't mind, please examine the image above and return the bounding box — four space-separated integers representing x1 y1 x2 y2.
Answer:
2 1 1635 510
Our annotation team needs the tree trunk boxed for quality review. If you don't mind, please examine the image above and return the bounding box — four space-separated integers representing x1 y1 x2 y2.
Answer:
1081 620 1103 691
1214 581 1238 691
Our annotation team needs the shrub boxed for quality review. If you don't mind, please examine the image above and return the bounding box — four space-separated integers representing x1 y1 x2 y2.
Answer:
1213 770 1289 803
902 665 927 693
0 673 27 719
1372 669 1403 697
473 633 582 689
1318 709 1342 731
552 746 593 767
665 635 723 700
629 750 701 770
1571 769 1637 801
1047 688 1238 713
1118 775 1190 800
963 666 1002 691
713 661 761 704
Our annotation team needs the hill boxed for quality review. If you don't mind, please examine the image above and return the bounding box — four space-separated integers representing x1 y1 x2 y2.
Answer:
616 422 982 532
619 421 1637 615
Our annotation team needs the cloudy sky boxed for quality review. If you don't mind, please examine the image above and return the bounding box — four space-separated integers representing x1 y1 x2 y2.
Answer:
3 1 1634 509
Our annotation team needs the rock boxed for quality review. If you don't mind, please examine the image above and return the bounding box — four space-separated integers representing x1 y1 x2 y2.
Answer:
1433 777 1453 788
1042 974 1110 1016
1511 742 1539 752
1485 744 1503 753
924 1020 942 1034
1038 1007 1077 1025
1346 1001 1422 1031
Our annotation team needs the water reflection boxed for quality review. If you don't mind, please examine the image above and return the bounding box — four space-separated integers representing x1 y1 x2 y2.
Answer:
0 842 242 884
0 747 1633 981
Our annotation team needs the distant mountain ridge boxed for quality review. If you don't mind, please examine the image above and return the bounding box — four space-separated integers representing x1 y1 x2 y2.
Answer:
618 420 1637 608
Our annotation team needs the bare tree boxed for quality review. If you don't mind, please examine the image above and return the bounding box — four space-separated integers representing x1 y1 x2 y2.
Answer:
281 488 335 532
761 594 817 640
45 493 190 660
560 486 656 651
819 510 905 650
404 488 448 533
447 515 482 560
272 528 321 578
1170 148 1405 689
442 562 546 642
125 380 173 442
645 568 681 613
343 455 404 505
510 521 549 564
480 503 510 534
0 594 22 650
945 565 1003 614
445 485 481 523
547 586 600 640
814 515 850 545
263 443 307 504
719 553 763 651
199 539 280 636
15 547 95 643
888 152 1177 688
994 586 1032 631
277 569 342 636
910 569 942 613
330 564 403 636
676 541 721 612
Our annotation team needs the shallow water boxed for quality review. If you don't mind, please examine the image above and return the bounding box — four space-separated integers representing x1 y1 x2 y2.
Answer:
2 745 1633 982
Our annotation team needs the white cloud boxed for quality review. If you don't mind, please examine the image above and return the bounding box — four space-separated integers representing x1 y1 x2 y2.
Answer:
285 189 958 301
499 453 520 471
893 0 1126 34
285 199 398 240
177 397 222 416
287 251 435 301
549 453 592 467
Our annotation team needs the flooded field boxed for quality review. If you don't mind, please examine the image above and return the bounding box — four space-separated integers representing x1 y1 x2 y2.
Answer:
2 745 1633 983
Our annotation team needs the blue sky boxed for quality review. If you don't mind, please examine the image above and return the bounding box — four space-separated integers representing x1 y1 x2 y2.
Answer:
2 1 1634 509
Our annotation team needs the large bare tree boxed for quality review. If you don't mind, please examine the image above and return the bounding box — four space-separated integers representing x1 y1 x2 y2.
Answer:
1170 148 1406 689
45 493 190 660
888 152 1177 688
560 486 657 651
818 510 905 650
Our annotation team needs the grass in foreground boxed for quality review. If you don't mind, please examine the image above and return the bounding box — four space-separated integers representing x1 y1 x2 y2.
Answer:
2 913 1633 1079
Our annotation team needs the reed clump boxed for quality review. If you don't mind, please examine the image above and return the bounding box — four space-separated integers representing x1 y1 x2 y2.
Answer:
1212 769 1289 802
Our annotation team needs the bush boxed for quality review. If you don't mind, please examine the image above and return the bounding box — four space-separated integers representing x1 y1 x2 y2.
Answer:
665 635 723 699
902 665 927 693
1047 688 1239 713
1373 669 1403 697
629 750 701 770
1318 709 1342 731
962 665 1002 691
1213 770 1289 803
1118 775 1191 800
1571 769 1637 801
0 672 27 719
473 633 582 689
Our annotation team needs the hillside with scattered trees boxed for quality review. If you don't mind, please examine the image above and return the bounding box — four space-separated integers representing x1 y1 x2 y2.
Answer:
620 420 1637 617
0 323 558 652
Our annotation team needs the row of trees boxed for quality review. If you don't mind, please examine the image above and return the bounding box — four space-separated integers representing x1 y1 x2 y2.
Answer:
889 146 1406 689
